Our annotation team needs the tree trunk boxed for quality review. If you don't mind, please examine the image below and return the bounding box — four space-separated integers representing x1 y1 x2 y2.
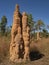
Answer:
37 32 40 40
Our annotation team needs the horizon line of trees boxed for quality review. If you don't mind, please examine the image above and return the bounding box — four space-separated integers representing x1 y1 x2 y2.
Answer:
0 15 49 40
28 14 49 40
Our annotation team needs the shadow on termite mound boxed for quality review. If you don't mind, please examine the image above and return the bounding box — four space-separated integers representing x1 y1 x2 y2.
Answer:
29 50 44 61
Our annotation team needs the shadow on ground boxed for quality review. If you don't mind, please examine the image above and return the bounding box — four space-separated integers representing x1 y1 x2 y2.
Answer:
29 50 44 61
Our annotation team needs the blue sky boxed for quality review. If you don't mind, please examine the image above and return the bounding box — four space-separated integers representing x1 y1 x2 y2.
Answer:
0 0 49 27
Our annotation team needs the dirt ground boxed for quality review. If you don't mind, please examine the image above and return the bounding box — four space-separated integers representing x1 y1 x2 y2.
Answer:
0 37 49 65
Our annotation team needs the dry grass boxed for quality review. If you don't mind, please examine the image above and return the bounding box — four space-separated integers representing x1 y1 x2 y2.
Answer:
0 36 49 65
0 36 10 62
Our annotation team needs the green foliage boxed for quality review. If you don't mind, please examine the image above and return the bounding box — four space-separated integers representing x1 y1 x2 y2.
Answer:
43 29 48 33
36 20 45 31
34 19 45 39
0 16 7 35
27 14 36 39
0 14 48 39
42 29 49 38
27 14 34 31
5 26 11 36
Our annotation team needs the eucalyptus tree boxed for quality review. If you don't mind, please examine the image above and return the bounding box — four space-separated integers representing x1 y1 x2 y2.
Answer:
27 14 34 38
0 16 7 35
36 19 45 40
